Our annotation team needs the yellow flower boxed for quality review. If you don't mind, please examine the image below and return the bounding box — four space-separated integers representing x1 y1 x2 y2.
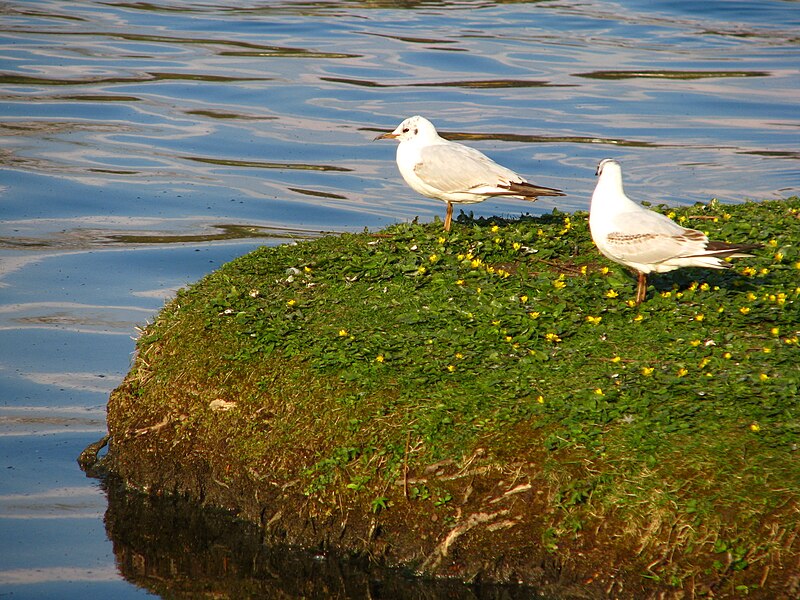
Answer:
690 339 701 347
470 258 483 269
553 280 567 290
304 266 312 273
437 236 446 244
626 300 636 308
699 357 711 369
586 316 602 325
723 352 732 359
795 261 800 270
775 252 784 263
417 265 427 274
536 395 545 404
594 388 604 396
739 307 751 315
429 254 439 263
661 291 672 298
760 268 770 276
580 265 588 275
689 281 698 291
678 215 687 224
768 239 778 247
601 267 610 275
611 355 621 363
520 295 528 304
633 314 644 322
529 311 541 319
505 336 513 342
742 267 757 277
376 355 385 363
700 283 710 291
750 423 760 432
447 365 456 372
641 367 654 376
677 368 688 377
606 289 619 298
492 320 501 326
513 242 522 251
747 292 757 301
545 333 561 343
695 314 705 322
338 329 348 337
456 279 465 285
455 352 464 359
667 211 676 219
491 225 500 233
287 299 297 307
759 373 769 381
771 327 780 336
763 347 772 354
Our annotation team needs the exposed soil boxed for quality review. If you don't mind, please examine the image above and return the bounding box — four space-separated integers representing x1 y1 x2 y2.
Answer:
90 385 799 599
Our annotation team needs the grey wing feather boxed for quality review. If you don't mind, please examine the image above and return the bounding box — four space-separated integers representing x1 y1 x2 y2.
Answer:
415 143 518 193
606 211 707 263
606 232 701 264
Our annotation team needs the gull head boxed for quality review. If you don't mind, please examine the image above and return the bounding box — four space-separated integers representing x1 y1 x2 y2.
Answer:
596 158 621 178
374 115 438 143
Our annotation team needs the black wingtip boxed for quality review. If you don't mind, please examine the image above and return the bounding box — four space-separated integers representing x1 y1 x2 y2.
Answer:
502 181 566 198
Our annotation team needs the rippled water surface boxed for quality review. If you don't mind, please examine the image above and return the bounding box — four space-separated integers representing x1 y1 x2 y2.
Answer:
1 0 798 597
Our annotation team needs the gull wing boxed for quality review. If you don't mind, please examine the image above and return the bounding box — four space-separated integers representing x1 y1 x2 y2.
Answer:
605 227 708 265
414 143 519 194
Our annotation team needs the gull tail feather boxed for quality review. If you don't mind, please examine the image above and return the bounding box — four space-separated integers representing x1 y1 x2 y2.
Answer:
699 241 763 259
683 241 762 269
500 181 565 200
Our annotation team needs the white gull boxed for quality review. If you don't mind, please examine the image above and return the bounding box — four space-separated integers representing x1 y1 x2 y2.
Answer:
590 158 761 304
375 115 564 231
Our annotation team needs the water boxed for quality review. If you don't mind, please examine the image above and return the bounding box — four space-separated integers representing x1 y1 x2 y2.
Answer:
0 0 798 597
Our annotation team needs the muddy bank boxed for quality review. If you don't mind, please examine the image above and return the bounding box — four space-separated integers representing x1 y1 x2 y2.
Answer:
99 474 556 600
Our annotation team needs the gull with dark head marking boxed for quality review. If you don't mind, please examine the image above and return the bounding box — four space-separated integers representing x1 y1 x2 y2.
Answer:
375 115 565 231
590 158 761 304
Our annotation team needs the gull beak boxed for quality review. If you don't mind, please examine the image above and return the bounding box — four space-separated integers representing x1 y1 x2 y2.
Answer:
374 131 398 141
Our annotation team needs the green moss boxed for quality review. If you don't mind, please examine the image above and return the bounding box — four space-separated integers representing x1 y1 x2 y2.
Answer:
108 198 800 593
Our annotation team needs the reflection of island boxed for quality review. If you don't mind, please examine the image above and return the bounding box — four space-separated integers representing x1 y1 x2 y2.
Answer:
102 477 544 600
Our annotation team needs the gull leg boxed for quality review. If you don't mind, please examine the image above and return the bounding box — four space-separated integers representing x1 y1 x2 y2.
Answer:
444 202 453 231
636 271 648 304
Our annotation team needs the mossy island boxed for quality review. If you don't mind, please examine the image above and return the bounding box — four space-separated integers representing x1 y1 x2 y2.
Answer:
97 198 800 599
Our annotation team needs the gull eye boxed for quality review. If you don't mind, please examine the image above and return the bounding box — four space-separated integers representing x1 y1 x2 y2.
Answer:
402 127 409 133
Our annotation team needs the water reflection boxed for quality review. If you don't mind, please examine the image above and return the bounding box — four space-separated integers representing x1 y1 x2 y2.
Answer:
102 477 552 600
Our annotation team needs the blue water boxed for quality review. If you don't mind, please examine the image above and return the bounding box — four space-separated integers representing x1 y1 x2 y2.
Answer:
1 0 798 596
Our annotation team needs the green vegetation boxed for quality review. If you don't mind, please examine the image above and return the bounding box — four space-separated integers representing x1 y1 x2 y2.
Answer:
108 197 800 595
